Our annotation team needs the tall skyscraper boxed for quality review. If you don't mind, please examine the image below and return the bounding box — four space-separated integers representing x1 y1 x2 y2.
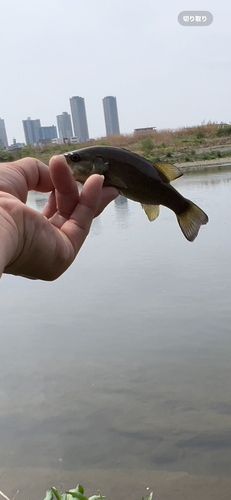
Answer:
103 96 120 136
22 117 41 145
70 96 89 142
57 112 73 142
0 118 8 148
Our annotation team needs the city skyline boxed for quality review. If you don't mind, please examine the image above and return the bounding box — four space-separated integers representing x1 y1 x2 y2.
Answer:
0 95 122 148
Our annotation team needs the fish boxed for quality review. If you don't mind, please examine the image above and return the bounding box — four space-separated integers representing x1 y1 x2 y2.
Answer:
64 146 209 241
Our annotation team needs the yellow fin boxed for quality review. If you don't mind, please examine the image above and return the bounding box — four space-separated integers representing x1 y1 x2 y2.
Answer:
177 201 209 242
153 162 183 182
141 204 160 221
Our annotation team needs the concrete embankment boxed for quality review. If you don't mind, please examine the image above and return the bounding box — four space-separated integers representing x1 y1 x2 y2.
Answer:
176 157 231 172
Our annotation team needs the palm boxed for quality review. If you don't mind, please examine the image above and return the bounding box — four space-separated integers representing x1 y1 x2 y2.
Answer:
1 156 118 280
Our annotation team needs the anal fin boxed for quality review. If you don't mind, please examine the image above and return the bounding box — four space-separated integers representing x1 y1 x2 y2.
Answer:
141 204 160 221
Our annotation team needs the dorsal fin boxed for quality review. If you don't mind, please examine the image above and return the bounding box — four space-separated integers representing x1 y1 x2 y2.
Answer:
153 162 183 182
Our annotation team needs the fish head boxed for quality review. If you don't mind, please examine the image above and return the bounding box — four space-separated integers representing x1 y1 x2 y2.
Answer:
64 149 108 183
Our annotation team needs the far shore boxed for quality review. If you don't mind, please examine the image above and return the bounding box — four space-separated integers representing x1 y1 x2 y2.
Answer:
176 156 231 172
2 123 231 172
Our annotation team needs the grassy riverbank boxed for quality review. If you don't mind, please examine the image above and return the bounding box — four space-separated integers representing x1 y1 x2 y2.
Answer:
1 122 231 167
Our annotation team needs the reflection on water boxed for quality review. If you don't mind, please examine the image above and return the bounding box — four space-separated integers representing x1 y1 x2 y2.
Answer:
114 196 131 230
180 166 231 188
1 166 231 498
27 191 49 211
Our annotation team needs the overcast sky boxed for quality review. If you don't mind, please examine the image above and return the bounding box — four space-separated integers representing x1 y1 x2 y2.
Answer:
1 0 231 144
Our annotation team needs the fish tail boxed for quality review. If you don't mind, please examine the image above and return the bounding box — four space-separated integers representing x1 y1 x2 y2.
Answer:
177 200 209 242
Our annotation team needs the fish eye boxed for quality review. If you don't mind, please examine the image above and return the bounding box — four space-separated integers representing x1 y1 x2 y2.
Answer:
71 153 81 162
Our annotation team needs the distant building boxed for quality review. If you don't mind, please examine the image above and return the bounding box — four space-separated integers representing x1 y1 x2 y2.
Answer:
8 138 25 151
51 138 62 144
134 127 156 134
70 136 80 144
70 96 89 142
0 118 8 148
57 112 73 142
23 117 41 145
38 125 57 144
103 96 120 136
217 122 230 129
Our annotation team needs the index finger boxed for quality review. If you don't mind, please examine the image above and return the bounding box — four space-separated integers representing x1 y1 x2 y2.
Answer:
49 155 80 218
60 174 106 253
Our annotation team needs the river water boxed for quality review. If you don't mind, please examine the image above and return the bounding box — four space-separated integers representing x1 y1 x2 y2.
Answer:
0 167 231 500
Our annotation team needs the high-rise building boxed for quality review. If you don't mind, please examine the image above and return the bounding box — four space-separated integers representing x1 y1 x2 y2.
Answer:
0 118 8 149
38 126 57 144
70 96 89 142
57 112 73 142
103 96 120 136
22 117 41 145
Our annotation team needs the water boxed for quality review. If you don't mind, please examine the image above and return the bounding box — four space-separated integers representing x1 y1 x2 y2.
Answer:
0 167 231 499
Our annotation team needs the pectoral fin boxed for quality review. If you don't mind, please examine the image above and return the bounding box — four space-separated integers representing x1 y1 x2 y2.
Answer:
141 204 160 221
108 175 128 189
153 162 183 182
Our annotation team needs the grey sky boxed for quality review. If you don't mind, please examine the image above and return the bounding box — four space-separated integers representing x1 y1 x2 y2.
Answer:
1 0 231 144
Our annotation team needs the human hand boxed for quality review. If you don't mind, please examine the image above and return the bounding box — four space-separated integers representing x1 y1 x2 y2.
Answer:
0 155 119 280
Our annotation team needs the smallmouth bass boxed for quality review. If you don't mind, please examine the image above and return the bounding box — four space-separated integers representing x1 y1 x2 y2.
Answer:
64 146 208 241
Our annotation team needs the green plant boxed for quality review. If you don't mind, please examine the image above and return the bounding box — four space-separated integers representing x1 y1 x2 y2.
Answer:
147 155 161 163
142 493 153 500
44 484 104 500
140 137 154 155
98 141 108 146
0 152 15 162
195 130 205 139
21 145 35 157
216 125 231 136
43 484 153 500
